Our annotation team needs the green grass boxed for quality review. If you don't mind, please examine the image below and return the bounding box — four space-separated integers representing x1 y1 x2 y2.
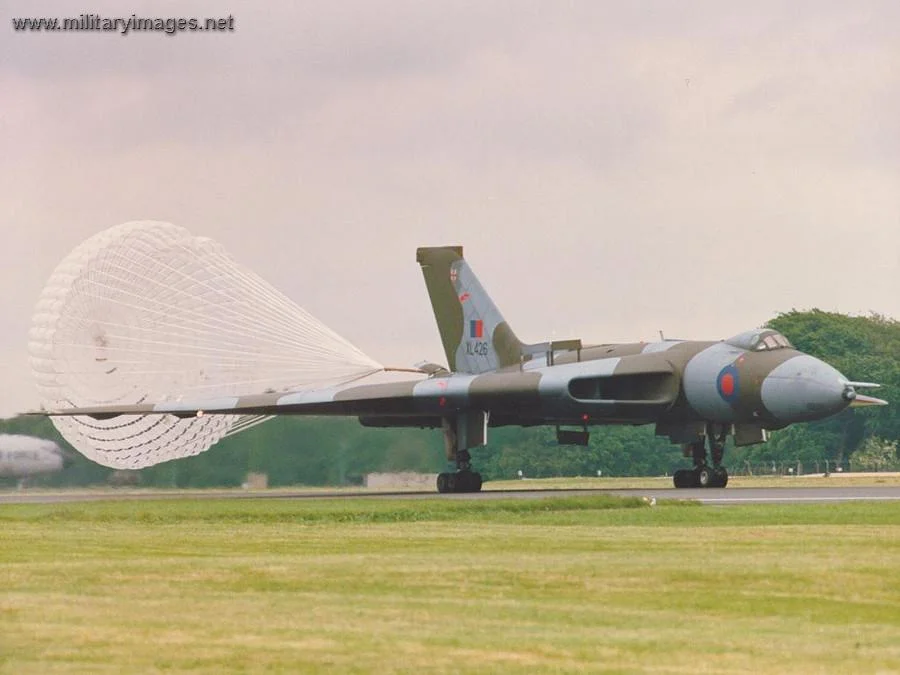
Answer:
2 496 899 673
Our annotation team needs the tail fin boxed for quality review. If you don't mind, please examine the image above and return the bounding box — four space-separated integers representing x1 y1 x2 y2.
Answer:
416 246 523 374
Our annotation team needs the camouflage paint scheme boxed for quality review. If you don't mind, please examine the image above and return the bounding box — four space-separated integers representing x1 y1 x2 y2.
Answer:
45 246 886 490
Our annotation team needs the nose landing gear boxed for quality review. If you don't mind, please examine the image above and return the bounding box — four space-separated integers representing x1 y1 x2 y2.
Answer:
674 424 729 488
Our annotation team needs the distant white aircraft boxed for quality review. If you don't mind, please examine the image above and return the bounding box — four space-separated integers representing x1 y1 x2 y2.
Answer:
0 434 71 484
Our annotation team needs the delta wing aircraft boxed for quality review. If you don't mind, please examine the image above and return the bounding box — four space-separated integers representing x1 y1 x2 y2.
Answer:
42 247 887 492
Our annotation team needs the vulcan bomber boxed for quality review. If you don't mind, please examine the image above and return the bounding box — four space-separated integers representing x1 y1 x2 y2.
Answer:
40 246 887 492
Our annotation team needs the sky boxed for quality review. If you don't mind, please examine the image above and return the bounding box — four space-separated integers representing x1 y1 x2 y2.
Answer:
2 1 898 417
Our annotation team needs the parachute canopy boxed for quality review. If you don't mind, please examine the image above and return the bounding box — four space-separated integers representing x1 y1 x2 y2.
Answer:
29 221 383 469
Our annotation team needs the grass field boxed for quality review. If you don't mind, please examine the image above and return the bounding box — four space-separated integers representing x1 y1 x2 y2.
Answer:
2 495 899 673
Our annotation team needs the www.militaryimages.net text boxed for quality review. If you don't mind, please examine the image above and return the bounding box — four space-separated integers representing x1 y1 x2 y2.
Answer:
11 14 235 36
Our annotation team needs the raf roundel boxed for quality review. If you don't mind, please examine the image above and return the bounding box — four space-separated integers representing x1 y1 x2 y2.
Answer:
716 364 740 404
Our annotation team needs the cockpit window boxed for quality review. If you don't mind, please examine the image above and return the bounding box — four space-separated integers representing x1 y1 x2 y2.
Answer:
726 329 793 352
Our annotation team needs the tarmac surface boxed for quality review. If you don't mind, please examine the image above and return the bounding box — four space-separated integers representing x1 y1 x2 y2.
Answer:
2 485 900 505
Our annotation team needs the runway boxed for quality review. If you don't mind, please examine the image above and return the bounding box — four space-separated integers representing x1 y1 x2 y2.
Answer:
2 485 900 505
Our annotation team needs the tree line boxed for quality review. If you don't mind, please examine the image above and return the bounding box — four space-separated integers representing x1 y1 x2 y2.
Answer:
3 309 898 488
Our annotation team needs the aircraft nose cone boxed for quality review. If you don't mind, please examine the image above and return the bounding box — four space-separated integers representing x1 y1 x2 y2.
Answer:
761 355 850 423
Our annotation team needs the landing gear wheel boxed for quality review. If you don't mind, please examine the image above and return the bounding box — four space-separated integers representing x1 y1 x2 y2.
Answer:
696 465 714 488
458 471 471 493
469 472 483 493
437 472 462 493
436 470 483 493
673 469 696 488
712 467 728 488
457 470 482 493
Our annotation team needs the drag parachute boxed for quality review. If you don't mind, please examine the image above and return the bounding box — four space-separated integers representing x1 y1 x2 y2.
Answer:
29 221 382 468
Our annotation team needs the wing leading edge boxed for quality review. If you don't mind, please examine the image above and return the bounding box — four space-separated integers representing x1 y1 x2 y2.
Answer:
35 355 681 426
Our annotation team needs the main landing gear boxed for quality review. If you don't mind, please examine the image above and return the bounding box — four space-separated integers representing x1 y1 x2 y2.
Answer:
437 414 485 494
673 424 729 488
436 449 483 493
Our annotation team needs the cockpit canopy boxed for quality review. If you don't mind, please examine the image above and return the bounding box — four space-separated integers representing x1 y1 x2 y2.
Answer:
726 329 793 352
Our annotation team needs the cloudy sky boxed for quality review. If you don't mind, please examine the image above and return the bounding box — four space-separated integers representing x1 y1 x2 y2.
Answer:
2 1 898 417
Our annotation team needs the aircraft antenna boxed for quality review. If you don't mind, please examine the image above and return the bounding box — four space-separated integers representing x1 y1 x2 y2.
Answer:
28 221 384 469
